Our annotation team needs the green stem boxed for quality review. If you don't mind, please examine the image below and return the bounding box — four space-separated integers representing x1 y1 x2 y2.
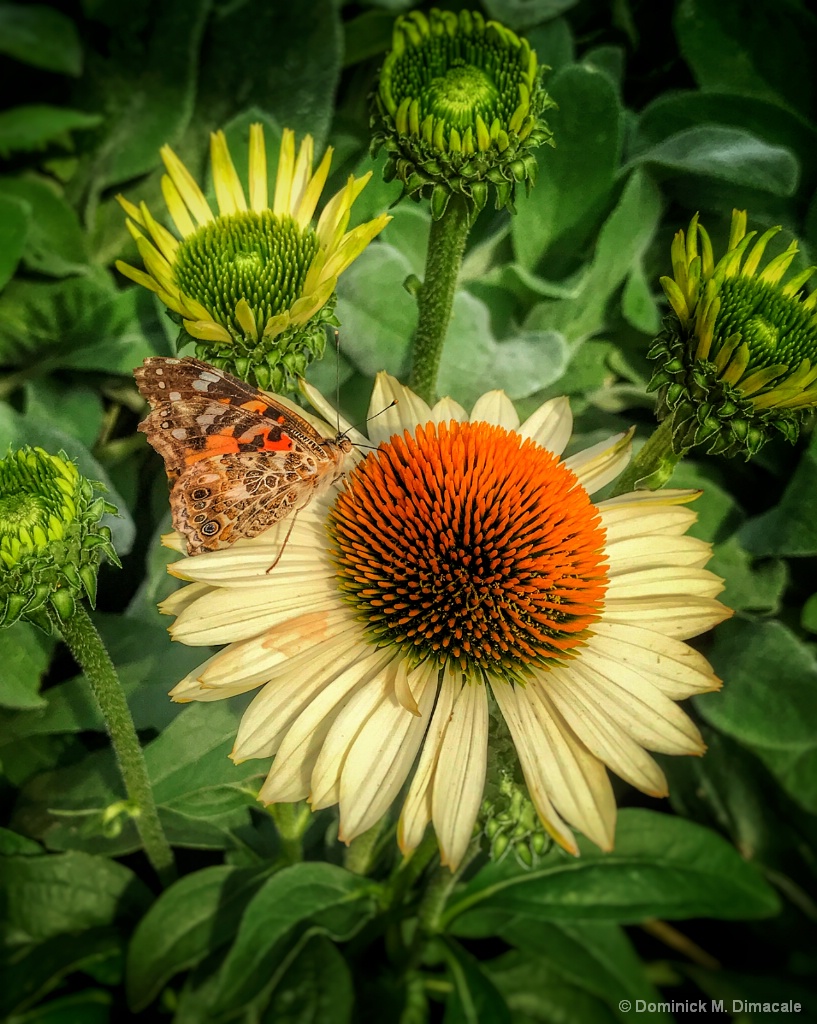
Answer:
269 802 311 864
344 817 391 876
610 416 681 496
409 196 471 404
59 605 175 885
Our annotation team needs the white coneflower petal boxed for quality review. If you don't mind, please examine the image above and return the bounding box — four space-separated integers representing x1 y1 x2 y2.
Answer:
518 396 572 455
469 390 520 430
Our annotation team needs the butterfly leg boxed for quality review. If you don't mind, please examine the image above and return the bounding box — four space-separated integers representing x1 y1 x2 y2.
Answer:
265 510 300 574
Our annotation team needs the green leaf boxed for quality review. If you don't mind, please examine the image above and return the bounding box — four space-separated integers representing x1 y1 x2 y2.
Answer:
675 0 817 118
445 809 780 928
684 967 817 1022
6 990 112 1024
82 0 209 193
0 4 82 75
193 0 342 152
212 863 376 1014
697 618 817 814
740 432 817 556
452 919 669 1022
0 176 88 276
0 827 42 855
621 261 660 335
441 939 512 1024
0 850 150 948
628 126 799 196
0 927 121 1018
25 380 104 451
126 865 270 1011
669 461 742 544
512 64 623 272
259 935 355 1024
0 622 52 710
708 536 787 615
482 0 579 31
0 194 28 290
0 106 102 158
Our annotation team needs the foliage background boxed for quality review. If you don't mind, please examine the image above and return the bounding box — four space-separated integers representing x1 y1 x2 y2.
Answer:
1 0 817 1021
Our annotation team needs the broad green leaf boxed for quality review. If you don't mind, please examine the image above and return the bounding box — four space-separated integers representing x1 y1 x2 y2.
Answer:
259 935 355 1024
512 64 622 272
740 431 817 556
0 927 120 1019
25 380 104 450
708 536 787 615
0 194 28 290
0 404 135 555
212 863 376 1013
126 865 270 1011
482 0 579 30
82 0 209 192
0 622 52 710
526 19 575 74
802 594 817 634
451 919 669 1022
441 939 512 1024
486 951 622 1024
6 990 112 1024
0 850 150 948
621 261 660 335
0 106 101 158
669 461 742 544
0 4 82 75
628 126 799 196
0 176 88 276
525 170 662 344
342 9 395 67
675 0 817 118
193 0 342 152
0 827 42 855
697 619 817 813
445 809 780 928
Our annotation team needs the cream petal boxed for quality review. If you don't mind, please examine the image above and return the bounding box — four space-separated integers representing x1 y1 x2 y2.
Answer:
310 658 399 810
545 668 669 796
398 663 460 854
430 396 468 426
605 566 724 600
158 581 212 617
525 684 617 851
169 547 332 587
169 579 338 645
469 390 520 430
431 678 489 869
518 396 573 456
601 505 699 543
490 681 577 854
168 652 226 702
337 660 438 841
602 594 731 639
564 430 634 495
587 621 721 699
299 378 367 448
367 372 431 446
258 647 393 804
598 488 701 511
605 534 711 572
232 633 368 761
569 650 706 755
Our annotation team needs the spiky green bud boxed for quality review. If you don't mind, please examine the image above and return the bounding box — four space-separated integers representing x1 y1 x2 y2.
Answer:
371 8 554 222
649 210 817 458
0 447 120 632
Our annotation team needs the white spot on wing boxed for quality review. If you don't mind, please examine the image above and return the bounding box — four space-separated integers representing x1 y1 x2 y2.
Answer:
168 391 182 401
171 428 187 439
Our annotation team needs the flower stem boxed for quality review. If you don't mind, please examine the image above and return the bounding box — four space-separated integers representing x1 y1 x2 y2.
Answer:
610 416 681 496
269 802 311 864
344 817 391 876
409 196 471 404
59 605 175 885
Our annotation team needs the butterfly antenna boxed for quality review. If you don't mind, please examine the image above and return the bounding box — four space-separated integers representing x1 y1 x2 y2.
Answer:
342 399 399 439
334 329 341 434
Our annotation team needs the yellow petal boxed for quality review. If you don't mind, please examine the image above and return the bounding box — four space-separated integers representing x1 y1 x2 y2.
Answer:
162 174 196 238
115 194 145 227
210 130 247 216
289 277 336 325
183 319 233 343
315 172 372 251
139 201 179 263
323 214 391 279
273 128 296 216
294 145 333 229
234 297 259 340
248 123 268 212
289 134 314 216
161 145 213 227
262 311 291 339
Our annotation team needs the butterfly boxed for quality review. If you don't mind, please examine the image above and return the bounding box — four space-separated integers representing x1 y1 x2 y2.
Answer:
134 357 353 555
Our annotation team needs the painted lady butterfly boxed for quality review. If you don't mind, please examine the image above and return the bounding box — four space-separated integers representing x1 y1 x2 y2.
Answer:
134 357 352 555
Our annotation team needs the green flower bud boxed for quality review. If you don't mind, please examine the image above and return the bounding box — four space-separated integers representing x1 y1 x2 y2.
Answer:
117 126 390 391
0 447 119 632
371 8 554 222
649 210 817 457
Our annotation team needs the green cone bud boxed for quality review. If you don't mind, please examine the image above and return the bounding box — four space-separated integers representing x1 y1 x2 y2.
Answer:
371 8 554 222
649 210 817 458
0 447 120 633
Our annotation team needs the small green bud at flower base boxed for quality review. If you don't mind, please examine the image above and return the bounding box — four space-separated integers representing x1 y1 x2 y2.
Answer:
0 447 120 633
649 209 817 458
370 7 555 222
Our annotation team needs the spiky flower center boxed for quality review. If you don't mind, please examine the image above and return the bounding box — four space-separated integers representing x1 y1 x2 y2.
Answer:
173 211 319 334
715 276 817 371
0 449 77 566
328 421 608 682
422 60 499 128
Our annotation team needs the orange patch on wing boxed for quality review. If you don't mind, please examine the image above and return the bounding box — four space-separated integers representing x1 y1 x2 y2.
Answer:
236 424 294 451
240 400 271 414
184 430 242 463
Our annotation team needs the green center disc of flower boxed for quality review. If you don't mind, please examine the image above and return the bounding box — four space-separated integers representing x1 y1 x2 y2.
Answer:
173 211 319 332
424 62 499 129
328 421 609 682
0 493 46 535
714 277 817 372
0 449 78 565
